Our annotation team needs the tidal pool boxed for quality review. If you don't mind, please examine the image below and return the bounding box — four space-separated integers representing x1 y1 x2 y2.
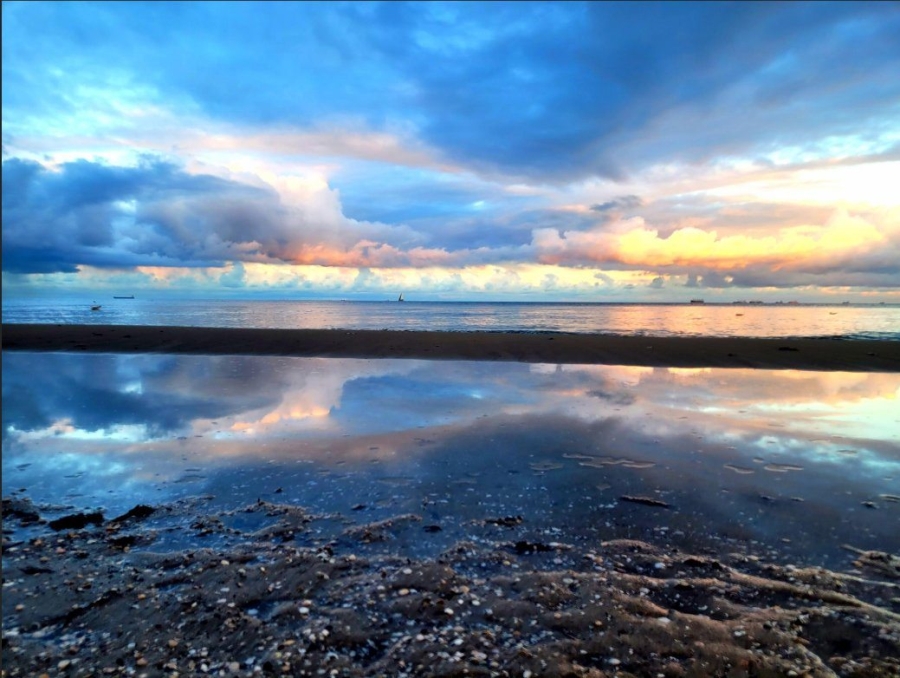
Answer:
3 352 898 568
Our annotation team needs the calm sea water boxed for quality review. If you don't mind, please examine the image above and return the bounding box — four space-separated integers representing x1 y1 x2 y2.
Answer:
2 298 899 339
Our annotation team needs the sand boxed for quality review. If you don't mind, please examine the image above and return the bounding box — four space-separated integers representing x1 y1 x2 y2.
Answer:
3 323 900 371
3 496 899 678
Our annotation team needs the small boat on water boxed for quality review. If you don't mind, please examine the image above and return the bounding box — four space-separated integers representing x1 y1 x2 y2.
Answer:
90 304 101 311
113 295 134 299
690 299 704 304
398 293 405 302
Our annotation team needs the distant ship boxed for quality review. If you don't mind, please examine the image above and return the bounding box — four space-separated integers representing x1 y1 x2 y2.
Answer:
90 303 101 311
398 293 405 302
690 299 704 304
113 295 134 299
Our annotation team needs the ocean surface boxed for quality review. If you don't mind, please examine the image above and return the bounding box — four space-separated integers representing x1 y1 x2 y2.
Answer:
3 297 899 339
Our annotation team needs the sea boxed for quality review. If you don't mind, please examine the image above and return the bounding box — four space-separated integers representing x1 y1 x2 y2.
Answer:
2 297 899 339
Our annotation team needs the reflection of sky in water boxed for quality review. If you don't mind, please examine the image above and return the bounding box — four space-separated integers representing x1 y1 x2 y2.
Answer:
3 352 898 567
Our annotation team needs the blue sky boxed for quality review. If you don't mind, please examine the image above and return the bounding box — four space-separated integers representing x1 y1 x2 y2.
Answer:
3 1 899 301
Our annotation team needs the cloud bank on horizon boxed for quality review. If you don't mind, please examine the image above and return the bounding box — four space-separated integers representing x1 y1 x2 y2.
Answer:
3 1 899 301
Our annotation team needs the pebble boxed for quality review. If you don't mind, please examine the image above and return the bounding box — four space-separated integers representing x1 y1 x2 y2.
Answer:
444 608 455 616
398 588 410 596
608 658 621 666
298 606 311 615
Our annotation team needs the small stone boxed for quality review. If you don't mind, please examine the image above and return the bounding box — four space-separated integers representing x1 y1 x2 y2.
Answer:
398 588 410 597
58 660 71 669
168 639 179 648
444 607 454 616
298 606 310 615
608 658 621 666
15 604 25 612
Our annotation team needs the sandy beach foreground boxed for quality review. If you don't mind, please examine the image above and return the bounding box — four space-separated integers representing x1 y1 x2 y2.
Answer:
3 323 900 371
3 495 899 678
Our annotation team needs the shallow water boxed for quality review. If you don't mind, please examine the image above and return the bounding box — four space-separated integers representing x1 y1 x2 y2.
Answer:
3 353 898 568
3 298 899 339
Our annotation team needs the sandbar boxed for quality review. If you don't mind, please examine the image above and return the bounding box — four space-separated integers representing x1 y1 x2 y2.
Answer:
4 323 900 371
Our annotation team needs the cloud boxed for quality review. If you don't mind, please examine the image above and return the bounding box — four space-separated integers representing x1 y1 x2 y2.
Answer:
1 156 438 273
2 3 899 299
4 3 898 182
533 207 900 288
591 195 643 213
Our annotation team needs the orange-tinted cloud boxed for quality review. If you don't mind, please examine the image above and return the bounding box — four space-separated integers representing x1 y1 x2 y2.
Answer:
534 208 895 272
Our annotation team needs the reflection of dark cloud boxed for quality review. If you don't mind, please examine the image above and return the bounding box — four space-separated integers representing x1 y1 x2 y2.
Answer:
586 389 636 406
1 353 290 439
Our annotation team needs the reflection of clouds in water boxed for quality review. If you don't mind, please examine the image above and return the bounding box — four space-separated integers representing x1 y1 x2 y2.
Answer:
540 365 899 453
3 352 899 559
196 359 423 439
3 354 898 474
2 353 292 440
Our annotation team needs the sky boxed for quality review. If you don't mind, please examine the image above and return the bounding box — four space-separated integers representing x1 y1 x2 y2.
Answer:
2 1 900 302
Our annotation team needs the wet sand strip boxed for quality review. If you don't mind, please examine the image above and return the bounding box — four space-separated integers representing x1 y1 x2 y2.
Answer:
3 323 900 371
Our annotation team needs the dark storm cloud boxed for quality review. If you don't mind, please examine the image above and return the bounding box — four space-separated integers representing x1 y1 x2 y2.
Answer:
1 157 281 273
